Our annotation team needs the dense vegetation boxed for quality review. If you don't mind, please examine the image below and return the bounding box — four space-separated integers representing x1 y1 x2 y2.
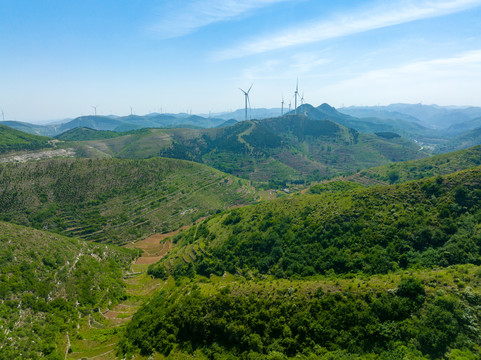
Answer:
348 144 481 186
0 124 51 154
121 266 481 359
0 157 256 244
0 221 136 359
153 165 481 278
118 164 481 359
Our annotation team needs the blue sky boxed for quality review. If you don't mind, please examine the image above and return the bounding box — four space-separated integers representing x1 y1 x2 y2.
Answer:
1 0 481 123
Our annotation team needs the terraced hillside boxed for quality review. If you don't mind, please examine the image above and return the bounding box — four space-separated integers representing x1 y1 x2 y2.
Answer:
0 157 257 244
0 221 136 359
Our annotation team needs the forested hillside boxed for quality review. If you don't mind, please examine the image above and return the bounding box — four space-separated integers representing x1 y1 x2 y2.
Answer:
121 266 481 359
0 124 51 154
0 221 136 359
0 157 257 244
345 144 481 186
123 165 481 359
64 114 426 185
434 126 481 154
152 165 481 278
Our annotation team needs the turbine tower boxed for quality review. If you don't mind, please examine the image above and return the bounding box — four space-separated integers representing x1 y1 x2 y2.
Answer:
91 105 98 116
1 109 4 121
294 79 299 115
281 97 285 116
239 84 253 121
288 101 291 113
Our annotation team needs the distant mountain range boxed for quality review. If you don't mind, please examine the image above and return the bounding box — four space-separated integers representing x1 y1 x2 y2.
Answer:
4 102 481 157
3 103 481 139
339 103 481 129
1 113 232 137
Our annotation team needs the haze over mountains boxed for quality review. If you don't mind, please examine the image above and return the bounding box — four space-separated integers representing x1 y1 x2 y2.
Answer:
4 102 481 153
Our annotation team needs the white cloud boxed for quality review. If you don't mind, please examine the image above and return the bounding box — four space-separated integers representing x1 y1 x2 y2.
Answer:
324 50 481 106
149 0 291 39
214 0 481 60
242 52 329 80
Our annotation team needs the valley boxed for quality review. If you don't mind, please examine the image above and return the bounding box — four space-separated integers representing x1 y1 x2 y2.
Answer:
3 105 481 359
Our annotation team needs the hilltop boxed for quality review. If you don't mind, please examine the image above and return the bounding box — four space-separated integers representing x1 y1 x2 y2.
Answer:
0 221 136 359
0 157 257 244
62 114 427 185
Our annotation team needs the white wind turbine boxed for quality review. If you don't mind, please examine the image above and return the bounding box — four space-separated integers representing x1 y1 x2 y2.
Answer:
239 84 253 121
281 96 285 116
294 79 300 114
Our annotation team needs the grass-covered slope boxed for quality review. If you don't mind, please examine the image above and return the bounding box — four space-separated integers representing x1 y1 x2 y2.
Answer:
0 157 257 244
154 165 481 279
346 144 481 186
0 124 51 154
0 221 136 359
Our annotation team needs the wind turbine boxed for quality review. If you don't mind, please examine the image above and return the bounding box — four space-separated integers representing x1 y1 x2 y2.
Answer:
91 105 98 116
239 84 253 121
281 96 285 116
301 92 305 106
288 101 291 113
1 109 4 122
294 79 300 115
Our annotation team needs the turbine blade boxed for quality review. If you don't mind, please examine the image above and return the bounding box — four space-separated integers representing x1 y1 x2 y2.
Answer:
247 83 253 94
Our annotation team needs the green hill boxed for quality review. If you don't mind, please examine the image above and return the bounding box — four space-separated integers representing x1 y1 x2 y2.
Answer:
0 221 136 359
121 266 481 359
344 144 481 186
123 165 481 359
0 120 59 137
0 157 257 244
151 165 481 279
65 115 427 185
55 127 123 141
434 126 481 154
0 124 52 154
